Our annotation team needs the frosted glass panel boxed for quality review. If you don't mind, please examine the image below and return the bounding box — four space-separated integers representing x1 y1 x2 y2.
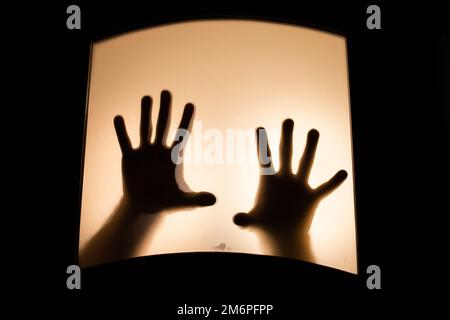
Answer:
79 20 357 273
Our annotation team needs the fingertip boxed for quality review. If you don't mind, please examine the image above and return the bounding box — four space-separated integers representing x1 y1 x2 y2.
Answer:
196 192 216 206
256 127 267 138
114 115 124 126
184 103 195 114
233 213 251 227
283 118 294 130
308 129 320 140
161 89 171 98
337 169 348 180
141 95 152 104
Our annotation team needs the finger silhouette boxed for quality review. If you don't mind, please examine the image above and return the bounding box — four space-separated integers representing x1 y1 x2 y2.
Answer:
279 119 294 175
172 103 194 147
140 96 152 146
256 127 273 169
297 129 319 182
155 90 172 145
315 169 348 198
233 212 256 227
114 116 132 154
180 191 217 207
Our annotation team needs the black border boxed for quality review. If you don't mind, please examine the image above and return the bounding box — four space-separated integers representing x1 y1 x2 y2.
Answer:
12 1 448 299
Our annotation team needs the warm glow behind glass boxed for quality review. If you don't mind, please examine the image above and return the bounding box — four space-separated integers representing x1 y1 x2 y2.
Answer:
79 20 357 273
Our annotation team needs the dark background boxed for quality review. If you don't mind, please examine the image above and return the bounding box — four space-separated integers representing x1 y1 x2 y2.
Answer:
5 0 448 301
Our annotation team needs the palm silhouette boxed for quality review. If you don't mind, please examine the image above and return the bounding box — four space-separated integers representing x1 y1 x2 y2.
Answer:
114 90 216 214
233 119 347 257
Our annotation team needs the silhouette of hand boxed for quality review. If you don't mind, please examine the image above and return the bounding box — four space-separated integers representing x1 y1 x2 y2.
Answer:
114 90 216 214
233 119 347 258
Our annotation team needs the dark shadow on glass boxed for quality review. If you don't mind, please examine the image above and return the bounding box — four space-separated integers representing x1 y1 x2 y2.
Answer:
233 119 347 262
79 90 216 267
